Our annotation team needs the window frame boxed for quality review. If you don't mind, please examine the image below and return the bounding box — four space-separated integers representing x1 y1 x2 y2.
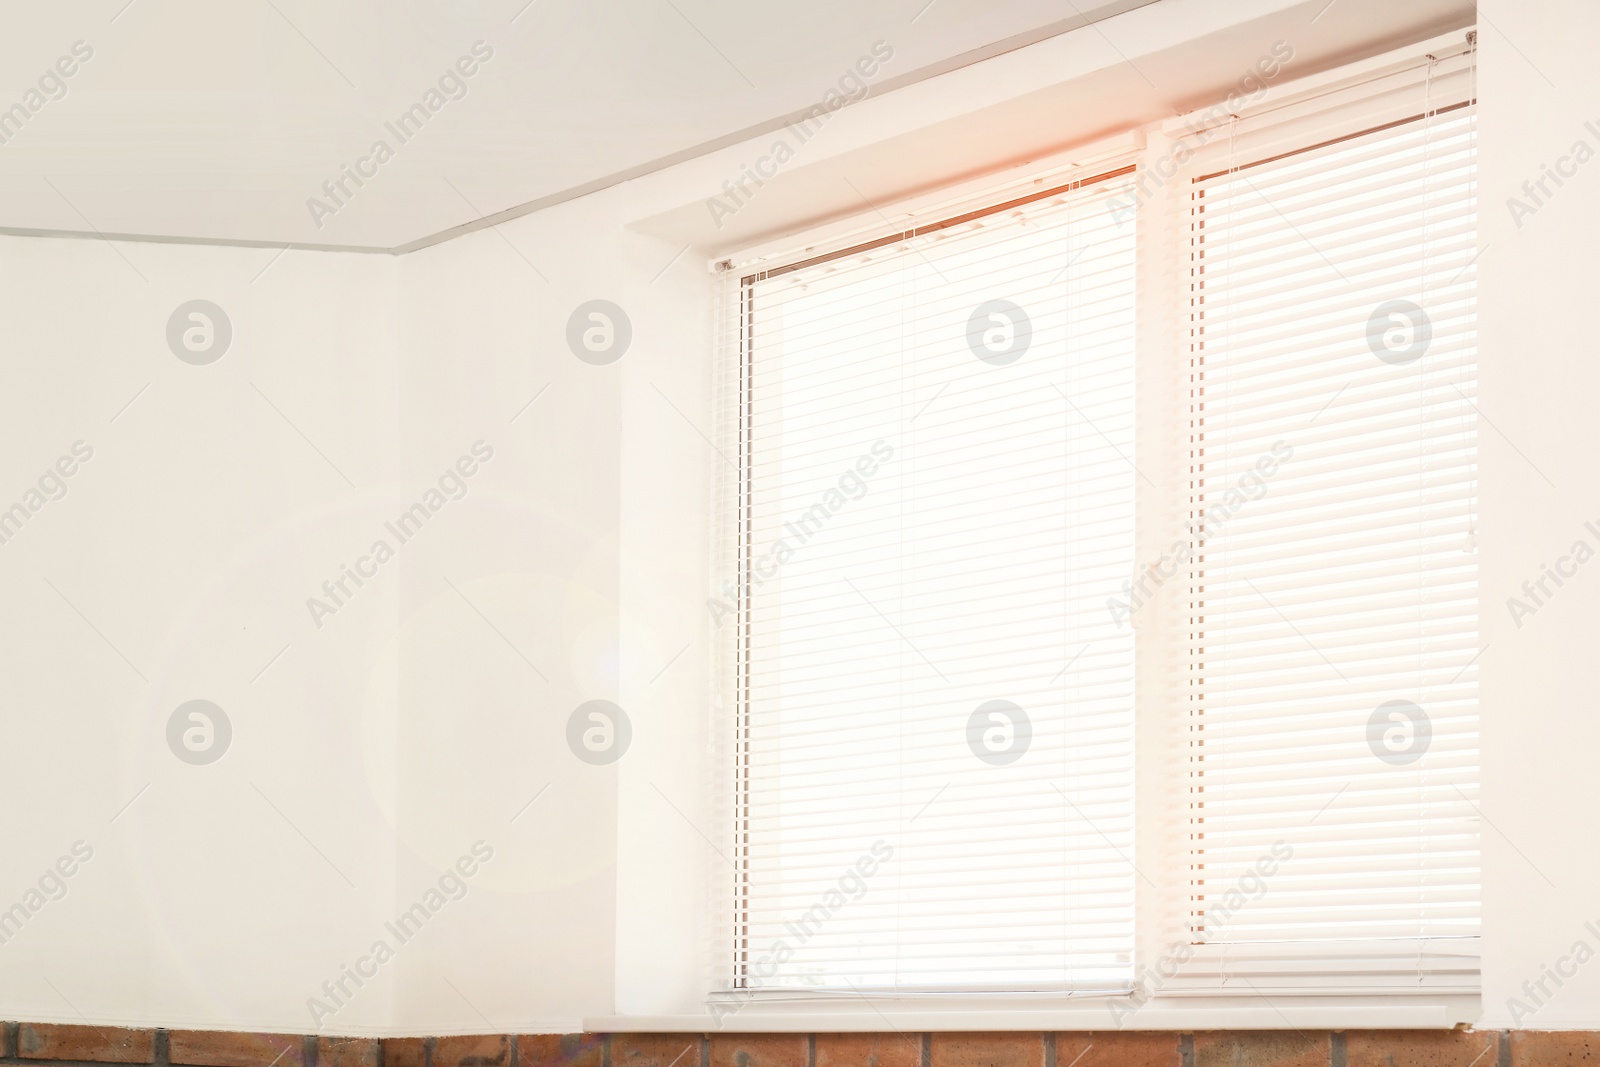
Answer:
704 26 1483 1027
721 158 1142 999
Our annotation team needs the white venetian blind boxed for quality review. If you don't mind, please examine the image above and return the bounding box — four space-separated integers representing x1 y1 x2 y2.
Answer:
1178 51 1480 992
720 168 1139 994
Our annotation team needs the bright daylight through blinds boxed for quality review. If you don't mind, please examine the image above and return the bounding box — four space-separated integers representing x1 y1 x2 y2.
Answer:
1183 98 1480 990
726 171 1137 993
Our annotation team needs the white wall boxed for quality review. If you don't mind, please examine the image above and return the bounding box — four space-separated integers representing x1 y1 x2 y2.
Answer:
391 162 720 1029
387 191 639 1034
0 197 642 1036
0 235 401 1032
1475 0 1600 1031
5 0 1599 1038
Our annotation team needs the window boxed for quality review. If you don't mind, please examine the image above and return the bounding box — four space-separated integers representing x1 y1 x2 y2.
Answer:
719 166 1140 993
1177 48 1479 993
714 32 1480 1004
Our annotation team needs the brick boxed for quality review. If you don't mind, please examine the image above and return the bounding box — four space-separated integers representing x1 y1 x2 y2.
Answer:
817 1034 922 1067
931 1034 1047 1067
18 1024 155 1064
1346 1031 1497 1067
1056 1033 1182 1067
1193 1032 1328 1067
614 1036 702 1067
433 1037 512 1067
318 1038 379 1067
168 1031 305 1067
381 1038 430 1067
520 1036 604 1067
710 1035 808 1067
1512 1033 1600 1067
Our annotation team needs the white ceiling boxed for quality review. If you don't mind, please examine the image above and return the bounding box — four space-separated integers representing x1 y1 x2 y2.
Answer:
0 0 1162 250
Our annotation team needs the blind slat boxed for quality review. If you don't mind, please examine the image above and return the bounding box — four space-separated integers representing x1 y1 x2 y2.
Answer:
1182 98 1480 992
726 173 1138 994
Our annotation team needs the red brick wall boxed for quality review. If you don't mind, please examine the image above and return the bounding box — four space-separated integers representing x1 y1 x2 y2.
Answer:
2 1025 1597 1067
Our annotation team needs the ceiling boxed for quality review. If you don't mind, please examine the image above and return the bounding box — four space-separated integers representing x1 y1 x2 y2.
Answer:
0 0 1162 250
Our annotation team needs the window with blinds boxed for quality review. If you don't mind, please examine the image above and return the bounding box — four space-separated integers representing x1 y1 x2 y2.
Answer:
1180 56 1480 991
720 168 1139 994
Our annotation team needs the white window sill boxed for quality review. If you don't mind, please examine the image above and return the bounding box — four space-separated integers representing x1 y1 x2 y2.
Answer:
585 997 1477 1032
